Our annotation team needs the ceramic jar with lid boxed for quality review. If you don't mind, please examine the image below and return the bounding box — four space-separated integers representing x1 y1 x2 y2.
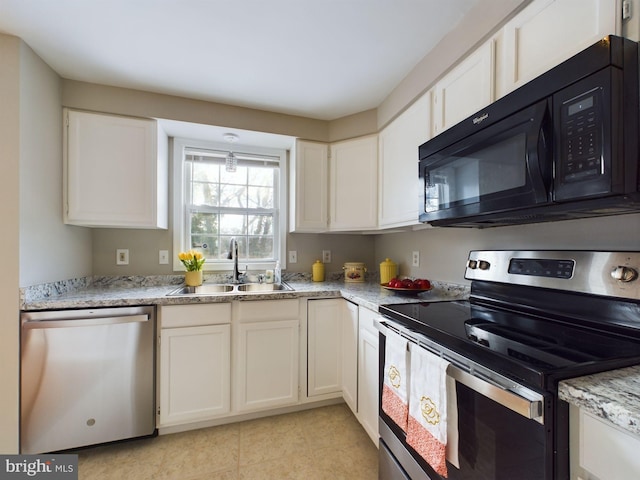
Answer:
312 260 325 282
379 258 398 285
343 262 366 283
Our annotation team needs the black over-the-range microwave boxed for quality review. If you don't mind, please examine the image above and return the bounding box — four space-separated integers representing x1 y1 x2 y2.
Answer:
419 35 640 227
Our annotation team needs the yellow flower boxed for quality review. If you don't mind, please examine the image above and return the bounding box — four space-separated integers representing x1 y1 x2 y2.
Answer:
178 250 206 271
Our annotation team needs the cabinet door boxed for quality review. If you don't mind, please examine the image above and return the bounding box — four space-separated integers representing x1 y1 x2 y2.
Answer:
329 135 378 231
341 300 359 414
432 39 495 137
159 324 231 426
235 320 299 412
307 299 343 398
500 0 621 96
290 140 329 232
378 92 431 228
570 406 640 480
358 307 380 445
64 109 168 228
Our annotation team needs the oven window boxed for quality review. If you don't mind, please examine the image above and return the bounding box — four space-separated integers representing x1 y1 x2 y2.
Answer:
424 133 527 212
447 382 547 480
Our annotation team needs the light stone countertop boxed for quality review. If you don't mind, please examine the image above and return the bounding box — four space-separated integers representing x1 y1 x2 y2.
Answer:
19 275 469 312
559 365 640 437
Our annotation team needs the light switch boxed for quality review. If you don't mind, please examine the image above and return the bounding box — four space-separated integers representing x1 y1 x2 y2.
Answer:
288 251 298 263
159 250 169 264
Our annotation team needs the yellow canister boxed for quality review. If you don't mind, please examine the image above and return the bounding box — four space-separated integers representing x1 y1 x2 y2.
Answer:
343 262 366 283
379 258 398 285
312 260 325 282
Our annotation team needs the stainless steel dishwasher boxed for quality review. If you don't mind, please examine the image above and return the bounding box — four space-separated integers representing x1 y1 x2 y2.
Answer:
20 306 156 454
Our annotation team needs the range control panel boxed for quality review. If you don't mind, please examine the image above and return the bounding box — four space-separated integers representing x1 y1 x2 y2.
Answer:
508 258 574 279
465 250 640 300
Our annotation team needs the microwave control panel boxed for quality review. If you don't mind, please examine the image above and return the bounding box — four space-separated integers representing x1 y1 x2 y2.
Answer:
559 89 603 183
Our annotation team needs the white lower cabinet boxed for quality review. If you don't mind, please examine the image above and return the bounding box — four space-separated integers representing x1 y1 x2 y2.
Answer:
307 298 343 398
570 404 640 480
358 306 380 445
233 299 300 412
341 300 359 413
158 304 232 426
158 297 379 445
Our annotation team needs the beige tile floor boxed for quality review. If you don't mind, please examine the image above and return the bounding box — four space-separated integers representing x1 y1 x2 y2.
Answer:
76 404 378 480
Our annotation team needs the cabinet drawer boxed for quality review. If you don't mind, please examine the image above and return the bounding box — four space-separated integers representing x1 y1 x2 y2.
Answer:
235 299 300 322
358 306 380 334
160 303 231 328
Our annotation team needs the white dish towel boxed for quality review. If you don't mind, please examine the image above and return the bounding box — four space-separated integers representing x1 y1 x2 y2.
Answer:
381 329 409 431
406 343 458 477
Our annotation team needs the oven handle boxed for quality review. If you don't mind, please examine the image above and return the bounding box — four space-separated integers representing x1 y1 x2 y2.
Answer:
376 318 543 423
447 364 542 421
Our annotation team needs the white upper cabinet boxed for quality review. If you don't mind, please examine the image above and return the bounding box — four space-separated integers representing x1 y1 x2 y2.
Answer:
378 91 431 228
289 140 329 232
499 0 621 96
64 109 168 228
432 39 495 137
290 136 377 232
329 135 378 231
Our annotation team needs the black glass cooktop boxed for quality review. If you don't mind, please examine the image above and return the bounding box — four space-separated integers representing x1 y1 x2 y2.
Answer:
379 299 640 390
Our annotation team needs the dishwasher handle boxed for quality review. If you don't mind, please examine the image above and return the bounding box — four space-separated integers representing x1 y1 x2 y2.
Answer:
22 314 149 330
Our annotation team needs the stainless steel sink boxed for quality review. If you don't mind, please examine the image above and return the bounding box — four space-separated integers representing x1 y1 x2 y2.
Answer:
167 282 293 296
236 283 290 292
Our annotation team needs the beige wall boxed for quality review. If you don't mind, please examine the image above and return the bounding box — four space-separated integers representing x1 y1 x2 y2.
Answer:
20 43 92 286
62 80 334 142
0 33 21 454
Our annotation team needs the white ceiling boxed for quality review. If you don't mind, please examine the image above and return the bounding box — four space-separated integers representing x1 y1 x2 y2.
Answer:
0 0 481 123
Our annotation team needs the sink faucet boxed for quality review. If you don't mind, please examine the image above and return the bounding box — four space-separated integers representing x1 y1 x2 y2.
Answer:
227 238 243 283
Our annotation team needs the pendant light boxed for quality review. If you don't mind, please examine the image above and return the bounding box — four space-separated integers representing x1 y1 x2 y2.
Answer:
224 133 239 172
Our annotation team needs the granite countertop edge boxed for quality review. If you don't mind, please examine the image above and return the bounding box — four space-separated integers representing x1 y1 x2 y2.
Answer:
558 365 640 437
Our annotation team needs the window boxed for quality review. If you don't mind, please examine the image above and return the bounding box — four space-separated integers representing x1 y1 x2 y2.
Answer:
173 138 287 272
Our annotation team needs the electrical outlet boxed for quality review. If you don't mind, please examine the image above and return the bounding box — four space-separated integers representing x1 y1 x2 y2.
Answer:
116 249 129 265
159 250 169 264
288 250 298 263
412 251 420 267
322 250 332 263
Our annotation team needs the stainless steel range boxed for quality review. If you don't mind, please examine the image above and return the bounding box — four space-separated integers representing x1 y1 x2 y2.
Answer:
377 250 640 480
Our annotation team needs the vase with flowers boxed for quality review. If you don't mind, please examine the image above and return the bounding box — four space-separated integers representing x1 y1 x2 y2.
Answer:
178 250 206 286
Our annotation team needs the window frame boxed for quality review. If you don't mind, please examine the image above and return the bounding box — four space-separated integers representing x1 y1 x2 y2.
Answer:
172 137 287 272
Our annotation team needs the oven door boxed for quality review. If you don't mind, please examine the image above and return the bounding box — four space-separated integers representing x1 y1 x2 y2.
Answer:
418 98 552 226
378 321 557 480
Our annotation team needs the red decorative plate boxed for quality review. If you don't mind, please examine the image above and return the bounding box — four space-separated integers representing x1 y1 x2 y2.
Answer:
381 285 433 295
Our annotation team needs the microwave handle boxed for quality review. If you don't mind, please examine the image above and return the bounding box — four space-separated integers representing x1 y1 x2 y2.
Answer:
525 99 552 203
